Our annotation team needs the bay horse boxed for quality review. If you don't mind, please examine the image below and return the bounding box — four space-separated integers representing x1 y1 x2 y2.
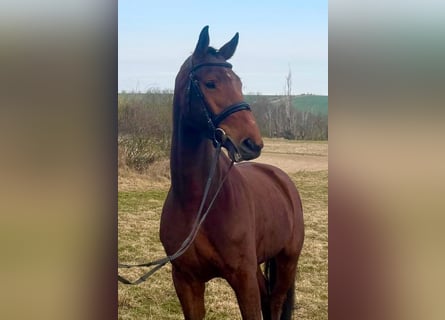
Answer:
160 26 304 320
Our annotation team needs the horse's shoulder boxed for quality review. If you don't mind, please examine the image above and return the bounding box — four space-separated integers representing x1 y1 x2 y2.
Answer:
236 161 286 175
234 162 292 185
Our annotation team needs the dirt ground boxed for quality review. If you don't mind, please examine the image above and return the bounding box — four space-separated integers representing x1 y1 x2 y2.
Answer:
251 139 328 173
254 152 327 173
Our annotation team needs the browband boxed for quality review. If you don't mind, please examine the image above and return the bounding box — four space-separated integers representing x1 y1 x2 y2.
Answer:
190 62 232 73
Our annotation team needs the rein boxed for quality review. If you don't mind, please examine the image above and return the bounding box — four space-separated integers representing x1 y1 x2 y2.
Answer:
118 61 247 285
118 141 234 285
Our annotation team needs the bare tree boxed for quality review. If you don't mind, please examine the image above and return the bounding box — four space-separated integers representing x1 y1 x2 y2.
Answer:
283 66 295 139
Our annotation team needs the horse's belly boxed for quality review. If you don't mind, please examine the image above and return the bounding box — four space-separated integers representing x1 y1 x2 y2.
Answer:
255 206 294 262
250 179 300 261
236 163 302 262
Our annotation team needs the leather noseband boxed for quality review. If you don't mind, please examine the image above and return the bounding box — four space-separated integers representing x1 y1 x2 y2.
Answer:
188 61 251 143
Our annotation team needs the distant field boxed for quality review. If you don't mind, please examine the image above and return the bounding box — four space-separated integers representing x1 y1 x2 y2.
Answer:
118 139 328 319
119 92 328 116
245 94 328 115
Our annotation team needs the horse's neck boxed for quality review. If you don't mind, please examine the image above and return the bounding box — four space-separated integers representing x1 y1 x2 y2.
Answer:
170 124 224 203
169 72 230 204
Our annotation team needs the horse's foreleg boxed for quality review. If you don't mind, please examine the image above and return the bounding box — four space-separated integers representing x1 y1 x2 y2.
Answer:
172 267 205 320
227 269 262 320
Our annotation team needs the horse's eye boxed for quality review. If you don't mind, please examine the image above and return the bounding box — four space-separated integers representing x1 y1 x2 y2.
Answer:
205 81 216 89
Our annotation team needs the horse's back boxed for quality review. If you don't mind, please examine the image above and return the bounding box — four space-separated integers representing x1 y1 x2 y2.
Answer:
235 162 304 261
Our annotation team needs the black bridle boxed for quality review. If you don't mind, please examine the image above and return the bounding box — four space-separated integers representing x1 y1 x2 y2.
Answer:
187 61 251 145
118 60 246 285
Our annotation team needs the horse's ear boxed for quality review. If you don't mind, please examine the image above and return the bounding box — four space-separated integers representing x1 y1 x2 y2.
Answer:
193 26 210 59
219 32 239 60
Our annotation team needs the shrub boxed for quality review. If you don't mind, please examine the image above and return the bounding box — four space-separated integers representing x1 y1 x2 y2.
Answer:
119 135 169 172
118 91 172 171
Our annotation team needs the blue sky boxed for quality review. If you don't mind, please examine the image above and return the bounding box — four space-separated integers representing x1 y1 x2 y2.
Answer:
119 1 327 95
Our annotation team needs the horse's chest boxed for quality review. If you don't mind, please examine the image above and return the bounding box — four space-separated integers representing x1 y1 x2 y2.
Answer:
170 230 225 280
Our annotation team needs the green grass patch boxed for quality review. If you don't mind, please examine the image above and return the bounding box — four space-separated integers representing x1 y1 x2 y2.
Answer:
292 170 328 319
118 170 327 319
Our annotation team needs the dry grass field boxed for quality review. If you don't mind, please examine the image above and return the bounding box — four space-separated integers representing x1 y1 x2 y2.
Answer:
118 139 327 319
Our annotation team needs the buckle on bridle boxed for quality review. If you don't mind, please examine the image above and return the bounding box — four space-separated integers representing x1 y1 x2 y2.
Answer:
213 127 227 147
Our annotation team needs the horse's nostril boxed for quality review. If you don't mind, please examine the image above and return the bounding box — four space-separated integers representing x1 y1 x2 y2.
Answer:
242 138 263 153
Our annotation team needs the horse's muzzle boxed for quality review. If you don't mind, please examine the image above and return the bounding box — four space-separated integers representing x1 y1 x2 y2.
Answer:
239 138 263 161
224 137 262 162
215 128 262 162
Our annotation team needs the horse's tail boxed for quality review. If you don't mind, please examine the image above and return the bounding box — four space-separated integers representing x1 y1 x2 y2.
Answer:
264 259 295 320
281 282 295 320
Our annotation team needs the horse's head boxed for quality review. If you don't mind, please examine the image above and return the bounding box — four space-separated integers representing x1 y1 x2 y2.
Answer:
178 26 263 162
